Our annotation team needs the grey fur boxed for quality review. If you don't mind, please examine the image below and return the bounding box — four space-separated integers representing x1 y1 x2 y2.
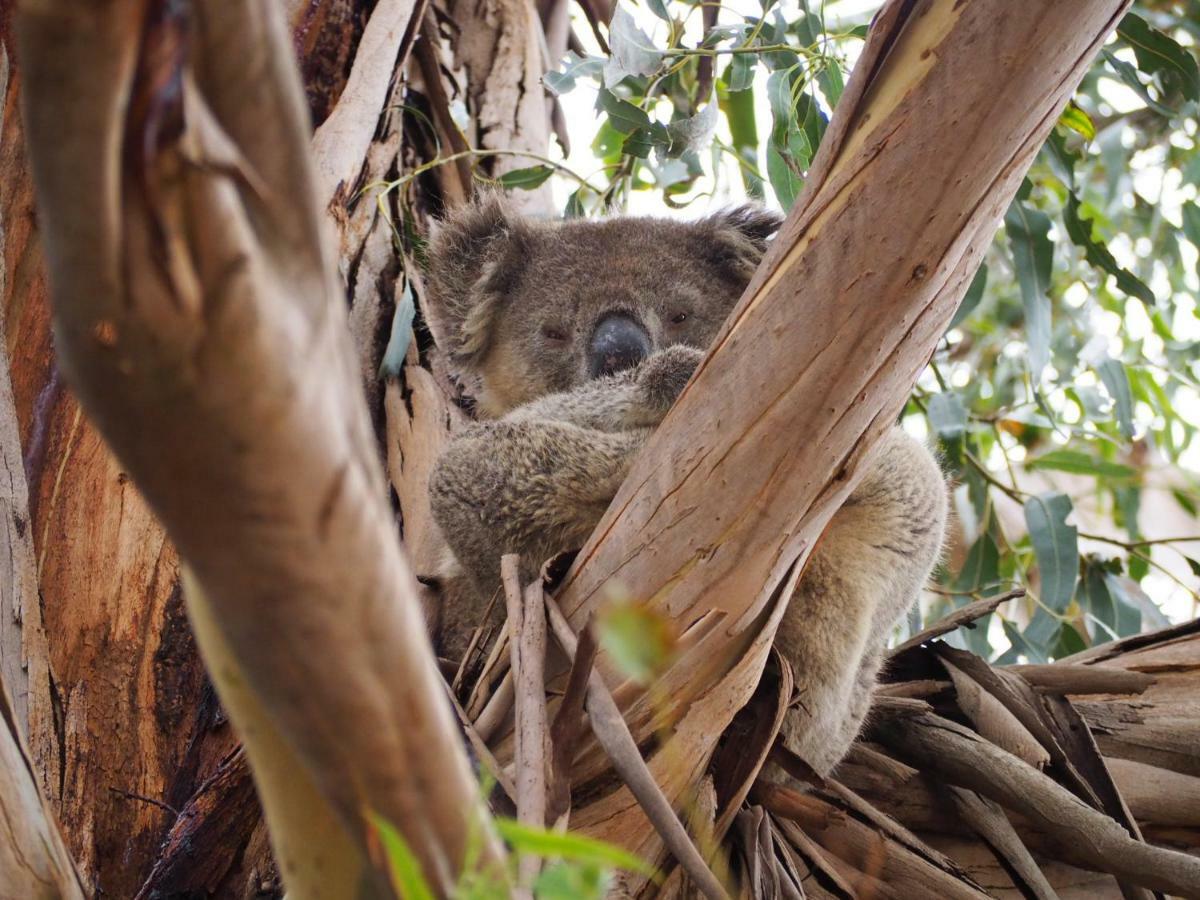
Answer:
426 197 947 775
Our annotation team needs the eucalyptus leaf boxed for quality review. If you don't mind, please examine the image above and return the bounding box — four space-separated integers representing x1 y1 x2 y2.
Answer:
666 102 718 157
1117 13 1200 103
596 87 652 133
1005 199 1054 381
727 53 757 93
605 6 663 87
1103 49 1177 117
496 165 555 190
1063 192 1155 306
1025 448 1135 479
1024 492 1079 613
1058 105 1096 141
949 264 988 328
378 284 416 379
1097 358 1136 439
544 52 606 97
927 392 968 441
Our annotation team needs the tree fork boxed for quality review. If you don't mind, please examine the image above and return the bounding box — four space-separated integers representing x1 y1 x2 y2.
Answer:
537 0 1137 880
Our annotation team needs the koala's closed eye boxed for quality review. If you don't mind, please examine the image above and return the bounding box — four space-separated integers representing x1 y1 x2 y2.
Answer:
541 324 569 342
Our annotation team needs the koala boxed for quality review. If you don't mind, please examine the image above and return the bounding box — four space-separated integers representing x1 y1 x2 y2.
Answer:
424 195 948 776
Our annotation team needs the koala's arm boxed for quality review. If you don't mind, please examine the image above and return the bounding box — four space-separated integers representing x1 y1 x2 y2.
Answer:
777 427 947 776
504 346 703 432
431 420 649 596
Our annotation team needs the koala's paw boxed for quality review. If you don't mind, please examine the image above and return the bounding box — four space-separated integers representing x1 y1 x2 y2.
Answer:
633 346 704 424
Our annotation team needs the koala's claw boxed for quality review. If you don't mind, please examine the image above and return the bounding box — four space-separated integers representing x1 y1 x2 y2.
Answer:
634 346 704 422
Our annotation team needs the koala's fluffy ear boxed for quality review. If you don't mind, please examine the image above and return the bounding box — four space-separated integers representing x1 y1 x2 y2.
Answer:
703 205 785 281
423 193 528 369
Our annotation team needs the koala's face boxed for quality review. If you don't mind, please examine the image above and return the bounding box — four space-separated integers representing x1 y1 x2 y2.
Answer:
424 196 782 417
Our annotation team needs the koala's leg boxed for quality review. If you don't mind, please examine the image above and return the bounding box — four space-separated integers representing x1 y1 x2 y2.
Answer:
777 427 946 776
430 420 648 600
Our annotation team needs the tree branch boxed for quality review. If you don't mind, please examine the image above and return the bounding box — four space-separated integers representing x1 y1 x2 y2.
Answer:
15 0 500 891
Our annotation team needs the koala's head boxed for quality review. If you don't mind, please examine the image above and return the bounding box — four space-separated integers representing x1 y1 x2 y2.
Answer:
423 195 782 417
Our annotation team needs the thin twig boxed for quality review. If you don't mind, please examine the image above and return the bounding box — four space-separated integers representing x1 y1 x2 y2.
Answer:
107 786 178 818
543 593 731 900
503 555 548 894
443 681 518 806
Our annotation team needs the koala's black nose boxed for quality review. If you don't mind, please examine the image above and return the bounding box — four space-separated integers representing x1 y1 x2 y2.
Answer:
589 314 651 378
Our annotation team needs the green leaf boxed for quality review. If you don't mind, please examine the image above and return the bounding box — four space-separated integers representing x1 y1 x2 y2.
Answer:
1052 623 1088 658
1097 358 1136 439
949 264 988 328
927 392 968 441
596 601 676 685
1083 560 1119 641
1024 492 1079 612
605 6 664 86
368 812 437 900
727 54 757 93
1001 619 1049 665
622 128 655 159
1005 199 1054 381
1103 49 1177 117
644 0 671 22
666 102 718 157
495 819 657 876
1172 489 1197 517
564 190 586 219
535 862 611 900
955 531 1000 595
1058 104 1095 141
1025 449 1135 479
544 52 605 96
596 88 652 133
1106 574 1167 631
1063 193 1156 306
1117 13 1200 103
718 72 763 198
766 141 803 210
497 165 555 190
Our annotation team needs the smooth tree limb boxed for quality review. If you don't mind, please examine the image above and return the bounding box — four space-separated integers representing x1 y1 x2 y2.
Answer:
535 0 1137 876
16 0 499 893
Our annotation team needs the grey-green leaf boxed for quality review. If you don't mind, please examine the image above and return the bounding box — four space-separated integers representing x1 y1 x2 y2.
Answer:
949 264 988 329
1097 358 1136 439
497 165 555 190
1063 192 1155 306
927 392 968 441
1023 492 1079 612
1117 13 1199 103
1005 200 1054 382
605 6 663 87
